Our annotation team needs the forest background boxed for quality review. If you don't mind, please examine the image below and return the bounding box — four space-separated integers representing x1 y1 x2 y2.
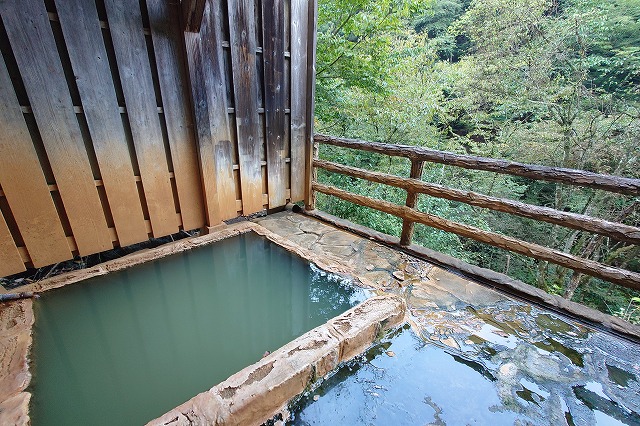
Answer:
313 0 640 322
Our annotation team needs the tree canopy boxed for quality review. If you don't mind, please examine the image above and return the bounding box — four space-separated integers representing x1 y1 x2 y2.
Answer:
314 0 640 323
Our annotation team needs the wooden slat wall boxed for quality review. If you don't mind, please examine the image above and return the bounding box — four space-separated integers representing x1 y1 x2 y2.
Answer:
54 0 148 248
0 53 72 268
104 0 179 237
0 212 24 277
183 0 314 218
1 0 113 255
0 0 316 277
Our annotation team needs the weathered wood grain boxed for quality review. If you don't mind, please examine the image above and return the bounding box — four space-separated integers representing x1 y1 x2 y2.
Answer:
1 0 112 256
399 159 424 246
181 0 206 32
184 30 222 226
104 0 178 237
0 211 26 276
315 134 640 195
262 0 287 208
314 183 640 290
0 54 71 269
304 0 318 210
315 159 640 244
228 0 265 214
290 0 309 202
199 0 238 220
55 0 148 247
146 0 206 231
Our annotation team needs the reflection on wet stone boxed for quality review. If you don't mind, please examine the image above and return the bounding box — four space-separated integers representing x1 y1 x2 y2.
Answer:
252 213 640 426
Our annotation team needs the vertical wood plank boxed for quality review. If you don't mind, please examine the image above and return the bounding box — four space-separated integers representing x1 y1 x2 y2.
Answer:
181 0 207 32
184 30 222 226
104 0 179 237
0 211 25 276
146 0 206 231
0 55 71 268
228 0 265 214
1 0 113 255
199 1 238 220
304 0 318 210
290 0 309 202
54 0 148 247
262 0 287 208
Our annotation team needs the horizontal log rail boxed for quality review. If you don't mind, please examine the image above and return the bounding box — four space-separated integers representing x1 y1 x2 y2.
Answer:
315 134 640 196
314 159 640 245
313 183 640 291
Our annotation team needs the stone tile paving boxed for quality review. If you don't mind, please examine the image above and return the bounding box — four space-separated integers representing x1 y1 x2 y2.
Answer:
254 211 640 425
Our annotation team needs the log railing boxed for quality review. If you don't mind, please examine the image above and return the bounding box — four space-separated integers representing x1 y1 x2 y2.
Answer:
310 134 640 291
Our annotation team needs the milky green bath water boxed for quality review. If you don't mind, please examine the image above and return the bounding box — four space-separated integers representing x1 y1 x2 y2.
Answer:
29 232 367 425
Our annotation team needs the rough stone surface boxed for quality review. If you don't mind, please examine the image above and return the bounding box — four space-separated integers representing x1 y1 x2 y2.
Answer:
253 211 508 318
147 295 406 426
329 296 406 362
0 300 33 424
0 392 30 426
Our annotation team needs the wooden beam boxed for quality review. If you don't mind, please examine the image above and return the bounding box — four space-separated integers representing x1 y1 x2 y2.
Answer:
399 159 424 246
304 0 319 210
184 31 222 226
181 0 206 32
315 159 640 244
290 0 309 202
262 0 287 208
198 0 246 220
147 0 206 231
313 182 640 290
228 0 265 215
315 134 640 196
308 142 319 210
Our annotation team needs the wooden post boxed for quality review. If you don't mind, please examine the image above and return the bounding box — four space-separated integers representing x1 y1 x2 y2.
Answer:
307 141 319 209
304 0 318 210
262 0 287 208
228 0 264 215
290 0 308 202
400 159 424 246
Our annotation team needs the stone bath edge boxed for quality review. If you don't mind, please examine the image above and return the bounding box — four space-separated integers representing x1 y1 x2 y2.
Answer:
146 295 407 426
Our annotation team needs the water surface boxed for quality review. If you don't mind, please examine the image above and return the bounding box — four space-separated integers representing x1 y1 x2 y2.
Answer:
290 310 640 425
30 232 367 425
290 326 524 425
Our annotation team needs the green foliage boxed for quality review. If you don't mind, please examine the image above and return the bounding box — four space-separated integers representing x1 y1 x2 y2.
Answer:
314 0 640 323
580 0 640 98
315 0 433 125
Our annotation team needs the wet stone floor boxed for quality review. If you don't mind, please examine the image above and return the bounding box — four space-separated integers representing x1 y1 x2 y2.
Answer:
254 212 640 425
